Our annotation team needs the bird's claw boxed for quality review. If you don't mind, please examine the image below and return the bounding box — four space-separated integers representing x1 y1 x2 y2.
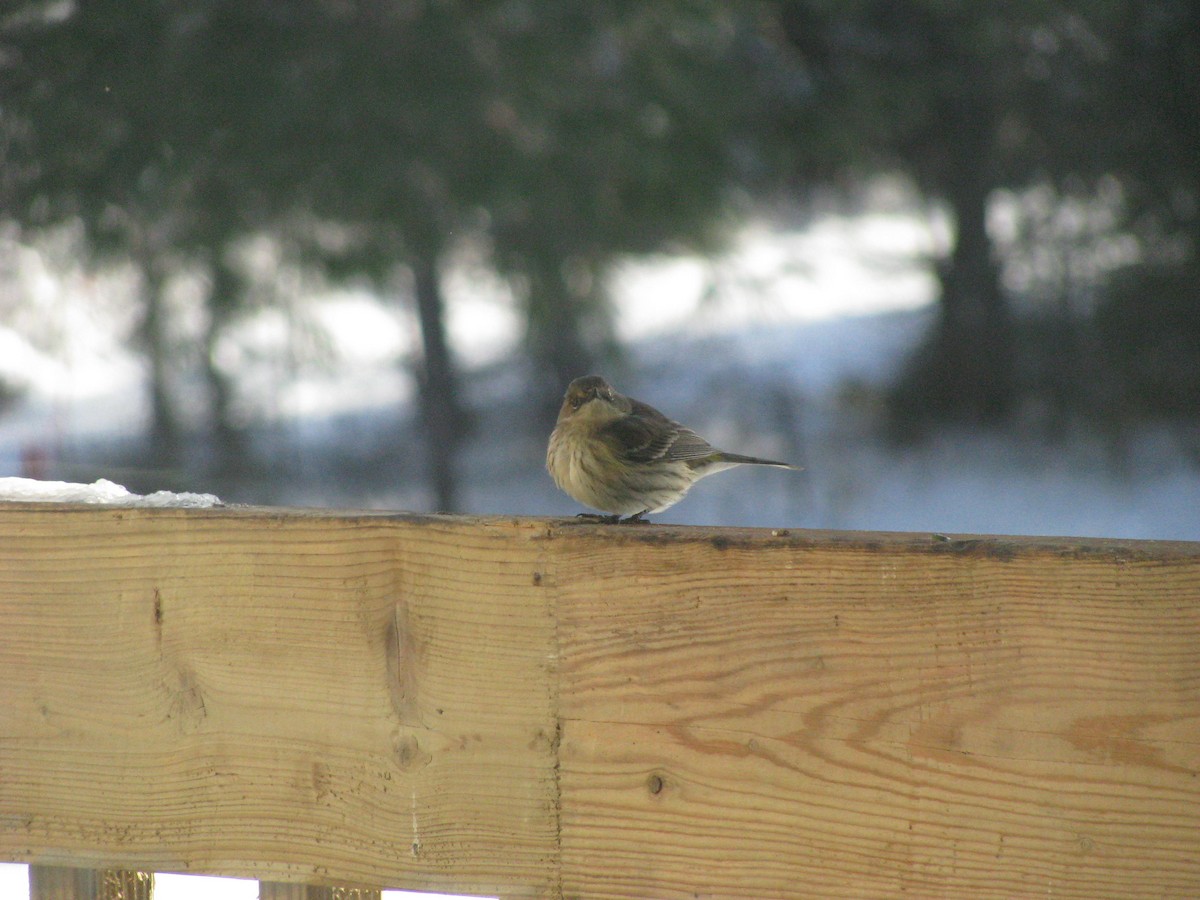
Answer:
573 511 651 524
576 512 622 524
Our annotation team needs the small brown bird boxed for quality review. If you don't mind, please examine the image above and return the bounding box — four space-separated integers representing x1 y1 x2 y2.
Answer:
547 375 801 522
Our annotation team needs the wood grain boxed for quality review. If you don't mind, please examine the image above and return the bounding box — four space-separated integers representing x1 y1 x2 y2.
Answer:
552 527 1200 899
2 507 1199 898
0 507 557 897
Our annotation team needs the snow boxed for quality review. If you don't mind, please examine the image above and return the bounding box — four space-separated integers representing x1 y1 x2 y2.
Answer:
0 476 221 508
609 208 939 341
148 873 488 900
143 874 258 900
442 308 1199 541
0 210 1197 900
2 209 1196 540
0 865 26 900
0 867 489 900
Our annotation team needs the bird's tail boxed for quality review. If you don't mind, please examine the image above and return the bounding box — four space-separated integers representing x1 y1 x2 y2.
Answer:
715 452 802 471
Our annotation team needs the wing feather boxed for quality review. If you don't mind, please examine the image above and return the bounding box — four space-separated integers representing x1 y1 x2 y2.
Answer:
599 400 719 465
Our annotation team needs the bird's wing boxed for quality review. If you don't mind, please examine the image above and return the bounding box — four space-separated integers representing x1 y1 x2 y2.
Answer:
600 402 718 465
661 427 720 462
598 412 671 463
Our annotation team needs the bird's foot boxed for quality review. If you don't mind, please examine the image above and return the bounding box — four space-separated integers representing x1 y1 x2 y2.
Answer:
573 511 651 524
576 512 622 524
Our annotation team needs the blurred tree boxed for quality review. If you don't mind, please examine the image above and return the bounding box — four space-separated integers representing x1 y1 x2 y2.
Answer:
216 0 771 501
187 0 502 510
774 1 1117 428
3 0 783 506
2 0 494 502
1087 1 1200 422
0 0 261 470
485 3 765 396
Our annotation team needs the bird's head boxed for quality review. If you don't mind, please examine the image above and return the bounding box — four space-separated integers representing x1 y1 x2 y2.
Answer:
558 375 628 424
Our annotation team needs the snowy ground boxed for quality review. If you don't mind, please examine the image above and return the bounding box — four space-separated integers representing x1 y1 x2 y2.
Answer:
465 309 1200 540
1 206 1197 898
5 206 1197 541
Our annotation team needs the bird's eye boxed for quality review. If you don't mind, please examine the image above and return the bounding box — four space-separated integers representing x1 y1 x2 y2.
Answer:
570 396 584 410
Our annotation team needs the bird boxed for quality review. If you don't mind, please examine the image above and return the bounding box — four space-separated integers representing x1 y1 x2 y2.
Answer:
546 374 801 523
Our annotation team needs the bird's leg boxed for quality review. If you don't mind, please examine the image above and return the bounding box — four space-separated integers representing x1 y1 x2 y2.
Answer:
618 510 651 524
576 512 622 524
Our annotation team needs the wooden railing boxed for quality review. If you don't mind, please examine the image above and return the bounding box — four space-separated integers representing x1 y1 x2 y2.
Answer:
2 505 1199 898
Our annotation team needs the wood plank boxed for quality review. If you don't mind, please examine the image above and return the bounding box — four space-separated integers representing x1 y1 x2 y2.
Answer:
4 508 1200 898
552 527 1200 899
0 507 557 896
29 866 152 900
27 866 98 900
258 881 379 900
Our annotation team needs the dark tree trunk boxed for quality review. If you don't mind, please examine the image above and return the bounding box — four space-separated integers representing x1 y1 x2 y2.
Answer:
523 259 603 424
892 101 1014 432
935 169 1013 422
412 252 464 512
136 260 181 467
202 260 248 474
530 288 596 385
